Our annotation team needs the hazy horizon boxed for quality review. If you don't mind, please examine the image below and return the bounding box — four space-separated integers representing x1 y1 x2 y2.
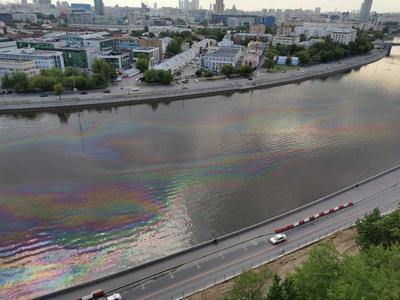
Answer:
0 0 399 13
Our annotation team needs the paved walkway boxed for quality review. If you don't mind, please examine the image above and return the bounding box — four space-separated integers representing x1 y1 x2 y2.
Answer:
1 50 387 113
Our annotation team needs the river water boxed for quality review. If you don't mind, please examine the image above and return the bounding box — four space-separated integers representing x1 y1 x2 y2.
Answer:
0 44 399 299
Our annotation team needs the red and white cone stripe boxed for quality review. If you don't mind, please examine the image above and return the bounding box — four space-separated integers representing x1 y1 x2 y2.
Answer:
274 201 354 233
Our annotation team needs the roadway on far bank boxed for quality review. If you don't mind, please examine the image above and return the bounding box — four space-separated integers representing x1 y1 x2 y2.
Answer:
1 49 388 113
40 162 400 300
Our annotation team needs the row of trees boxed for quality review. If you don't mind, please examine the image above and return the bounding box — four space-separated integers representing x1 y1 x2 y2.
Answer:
263 31 375 69
143 69 173 84
1 59 117 94
225 208 400 300
220 64 254 77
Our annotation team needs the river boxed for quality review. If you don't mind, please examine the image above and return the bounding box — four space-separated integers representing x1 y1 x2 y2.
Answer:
0 44 399 299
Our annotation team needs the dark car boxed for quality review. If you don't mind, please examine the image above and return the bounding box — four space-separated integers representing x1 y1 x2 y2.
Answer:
248 77 253 80
103 90 111 93
6 90 12 94
40 93 48 97
79 91 88 95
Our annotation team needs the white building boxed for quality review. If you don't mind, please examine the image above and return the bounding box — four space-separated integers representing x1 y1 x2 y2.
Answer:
294 23 357 45
0 48 65 71
131 47 160 67
272 35 300 46
154 39 215 74
330 28 357 45
12 13 38 23
0 59 40 77
201 47 242 73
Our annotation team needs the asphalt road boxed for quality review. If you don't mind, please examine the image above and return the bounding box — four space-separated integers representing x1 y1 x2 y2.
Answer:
42 164 400 300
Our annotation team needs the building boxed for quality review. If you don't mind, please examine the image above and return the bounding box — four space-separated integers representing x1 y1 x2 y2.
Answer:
114 37 139 52
139 38 163 58
294 23 357 45
0 37 16 50
131 47 160 67
68 11 95 24
12 13 38 23
0 59 40 77
214 0 224 14
250 24 266 36
154 39 214 74
315 7 321 15
38 0 51 6
360 0 373 22
233 33 272 45
330 28 357 45
71 3 92 12
272 35 300 46
0 48 65 71
202 47 242 73
0 22 6 35
94 0 104 16
96 52 130 69
0 13 13 26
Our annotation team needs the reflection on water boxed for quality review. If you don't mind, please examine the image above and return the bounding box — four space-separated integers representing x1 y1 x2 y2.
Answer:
0 47 400 299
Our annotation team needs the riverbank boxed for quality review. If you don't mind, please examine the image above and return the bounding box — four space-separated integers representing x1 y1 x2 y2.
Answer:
186 227 359 300
0 49 388 114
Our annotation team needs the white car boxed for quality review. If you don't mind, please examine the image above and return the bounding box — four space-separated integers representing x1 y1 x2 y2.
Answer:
107 293 122 300
270 233 287 245
131 88 140 92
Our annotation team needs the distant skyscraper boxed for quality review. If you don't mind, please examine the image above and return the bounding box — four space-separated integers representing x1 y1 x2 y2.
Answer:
192 0 199 10
315 7 321 14
360 0 373 22
21 0 28 5
94 0 104 15
214 0 224 14
154 2 157 10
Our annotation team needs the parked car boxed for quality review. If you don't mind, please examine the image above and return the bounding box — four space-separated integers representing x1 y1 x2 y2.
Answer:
40 93 48 97
103 90 111 93
131 88 140 91
269 233 287 245
79 91 88 95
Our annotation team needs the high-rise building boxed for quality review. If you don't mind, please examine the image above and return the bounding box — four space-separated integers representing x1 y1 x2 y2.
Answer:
154 2 157 10
192 0 199 10
315 7 321 14
214 0 224 14
94 0 104 15
21 0 28 5
360 0 373 22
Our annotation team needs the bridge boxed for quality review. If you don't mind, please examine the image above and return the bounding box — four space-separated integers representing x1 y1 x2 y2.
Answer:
374 40 400 56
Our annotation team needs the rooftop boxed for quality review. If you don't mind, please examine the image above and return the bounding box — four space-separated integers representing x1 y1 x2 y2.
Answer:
204 47 242 58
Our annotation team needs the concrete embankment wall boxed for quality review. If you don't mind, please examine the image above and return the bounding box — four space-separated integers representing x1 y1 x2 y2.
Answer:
2 51 387 114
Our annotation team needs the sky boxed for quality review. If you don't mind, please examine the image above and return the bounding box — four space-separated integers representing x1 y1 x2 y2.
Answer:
1 0 399 13
133 0 399 13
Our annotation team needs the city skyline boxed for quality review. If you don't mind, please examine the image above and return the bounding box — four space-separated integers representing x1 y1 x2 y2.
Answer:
0 0 399 12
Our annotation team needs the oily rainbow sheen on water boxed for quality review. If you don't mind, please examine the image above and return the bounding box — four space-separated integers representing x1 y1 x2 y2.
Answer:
1 55 400 299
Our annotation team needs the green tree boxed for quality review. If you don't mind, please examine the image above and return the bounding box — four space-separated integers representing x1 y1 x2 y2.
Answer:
74 75 89 90
1 72 14 89
221 64 236 78
292 242 340 300
195 69 202 77
265 57 275 72
267 275 283 300
238 65 254 76
13 72 30 92
281 276 298 300
297 50 311 65
166 38 182 58
92 59 117 82
285 56 292 66
144 69 173 84
136 58 149 73
204 70 214 77
225 269 271 300
53 83 64 100
32 75 58 91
